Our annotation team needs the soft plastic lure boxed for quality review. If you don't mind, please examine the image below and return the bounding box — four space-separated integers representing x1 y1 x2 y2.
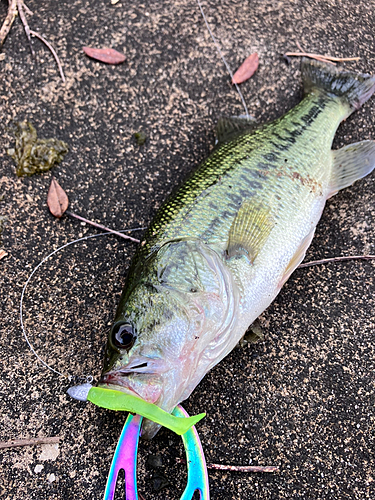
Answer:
87 386 205 435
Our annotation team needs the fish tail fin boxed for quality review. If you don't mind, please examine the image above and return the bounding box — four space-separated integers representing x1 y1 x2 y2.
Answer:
302 58 375 111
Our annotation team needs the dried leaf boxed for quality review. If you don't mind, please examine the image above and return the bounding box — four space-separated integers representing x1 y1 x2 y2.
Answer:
47 177 69 218
232 53 259 85
82 46 126 65
0 249 8 261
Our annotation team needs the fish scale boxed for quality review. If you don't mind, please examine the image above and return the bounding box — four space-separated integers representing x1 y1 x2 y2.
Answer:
100 58 375 439
140 94 344 256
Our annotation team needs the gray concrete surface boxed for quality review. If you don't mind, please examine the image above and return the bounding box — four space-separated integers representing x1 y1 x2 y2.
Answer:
0 1 374 499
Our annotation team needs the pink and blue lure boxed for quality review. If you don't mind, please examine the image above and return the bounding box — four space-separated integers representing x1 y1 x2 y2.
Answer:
103 406 209 500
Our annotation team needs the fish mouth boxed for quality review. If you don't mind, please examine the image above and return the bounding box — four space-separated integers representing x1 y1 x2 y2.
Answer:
98 373 140 397
99 372 172 439
98 371 163 404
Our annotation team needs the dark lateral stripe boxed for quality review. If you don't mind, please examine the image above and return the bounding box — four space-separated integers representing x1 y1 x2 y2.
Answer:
257 162 271 170
227 192 243 205
204 216 222 236
262 152 279 162
301 105 321 124
270 103 324 152
240 173 260 187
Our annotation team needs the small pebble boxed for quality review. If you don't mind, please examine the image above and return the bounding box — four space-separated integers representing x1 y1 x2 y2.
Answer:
34 464 44 474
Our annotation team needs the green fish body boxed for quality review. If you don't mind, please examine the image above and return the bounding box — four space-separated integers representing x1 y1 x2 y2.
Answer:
100 59 375 438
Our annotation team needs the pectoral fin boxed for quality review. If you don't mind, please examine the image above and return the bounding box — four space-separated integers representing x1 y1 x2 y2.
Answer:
227 199 273 263
328 140 375 197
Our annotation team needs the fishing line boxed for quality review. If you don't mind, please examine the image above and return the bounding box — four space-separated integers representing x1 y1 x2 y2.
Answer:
20 227 145 382
21 4 249 381
196 0 250 119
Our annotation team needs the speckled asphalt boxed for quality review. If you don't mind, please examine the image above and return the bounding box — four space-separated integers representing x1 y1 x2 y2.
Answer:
0 1 374 499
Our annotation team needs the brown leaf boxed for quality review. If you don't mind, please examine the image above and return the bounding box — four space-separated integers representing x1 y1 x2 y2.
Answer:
47 177 69 218
82 46 126 65
232 53 259 85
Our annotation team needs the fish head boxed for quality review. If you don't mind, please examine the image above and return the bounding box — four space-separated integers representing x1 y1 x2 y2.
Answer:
99 239 238 438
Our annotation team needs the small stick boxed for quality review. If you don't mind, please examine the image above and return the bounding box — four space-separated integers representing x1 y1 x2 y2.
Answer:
30 29 65 82
22 1 33 16
298 254 375 269
0 436 60 450
66 211 141 243
17 0 35 57
207 463 279 473
0 0 18 49
284 52 336 65
295 40 305 53
284 52 360 63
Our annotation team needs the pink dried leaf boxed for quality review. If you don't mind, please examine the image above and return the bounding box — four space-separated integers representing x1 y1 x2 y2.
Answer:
82 46 126 65
232 53 259 85
47 177 69 218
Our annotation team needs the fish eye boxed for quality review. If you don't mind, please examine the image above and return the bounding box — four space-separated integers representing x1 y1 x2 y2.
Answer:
111 322 136 350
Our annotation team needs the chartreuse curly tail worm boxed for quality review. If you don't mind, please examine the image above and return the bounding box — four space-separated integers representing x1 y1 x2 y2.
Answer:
87 386 205 435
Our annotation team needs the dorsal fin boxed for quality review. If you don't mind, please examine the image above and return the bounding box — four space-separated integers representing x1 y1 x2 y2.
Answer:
215 116 256 145
226 199 273 263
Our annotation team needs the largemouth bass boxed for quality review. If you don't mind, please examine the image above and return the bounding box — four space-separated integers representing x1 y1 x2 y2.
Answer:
100 59 375 438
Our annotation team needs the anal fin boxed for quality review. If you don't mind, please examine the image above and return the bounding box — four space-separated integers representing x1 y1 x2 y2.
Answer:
227 199 273 263
279 227 315 287
329 140 375 197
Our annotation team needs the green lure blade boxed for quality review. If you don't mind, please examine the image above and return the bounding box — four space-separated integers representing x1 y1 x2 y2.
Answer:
87 386 205 435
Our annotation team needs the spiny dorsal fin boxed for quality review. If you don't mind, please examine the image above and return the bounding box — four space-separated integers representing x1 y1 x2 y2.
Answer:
329 140 375 197
215 116 256 145
226 199 273 263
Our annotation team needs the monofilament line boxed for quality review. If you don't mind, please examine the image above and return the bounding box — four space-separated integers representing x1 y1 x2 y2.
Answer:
20 228 144 381
196 0 250 119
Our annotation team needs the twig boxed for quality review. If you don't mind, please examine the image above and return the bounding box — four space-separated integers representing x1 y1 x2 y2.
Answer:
30 29 65 82
298 254 375 269
66 211 141 243
17 0 34 57
0 1 64 82
207 463 279 473
285 52 336 65
0 436 60 450
284 52 360 65
138 494 146 500
22 1 32 16
0 0 18 49
295 40 305 53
